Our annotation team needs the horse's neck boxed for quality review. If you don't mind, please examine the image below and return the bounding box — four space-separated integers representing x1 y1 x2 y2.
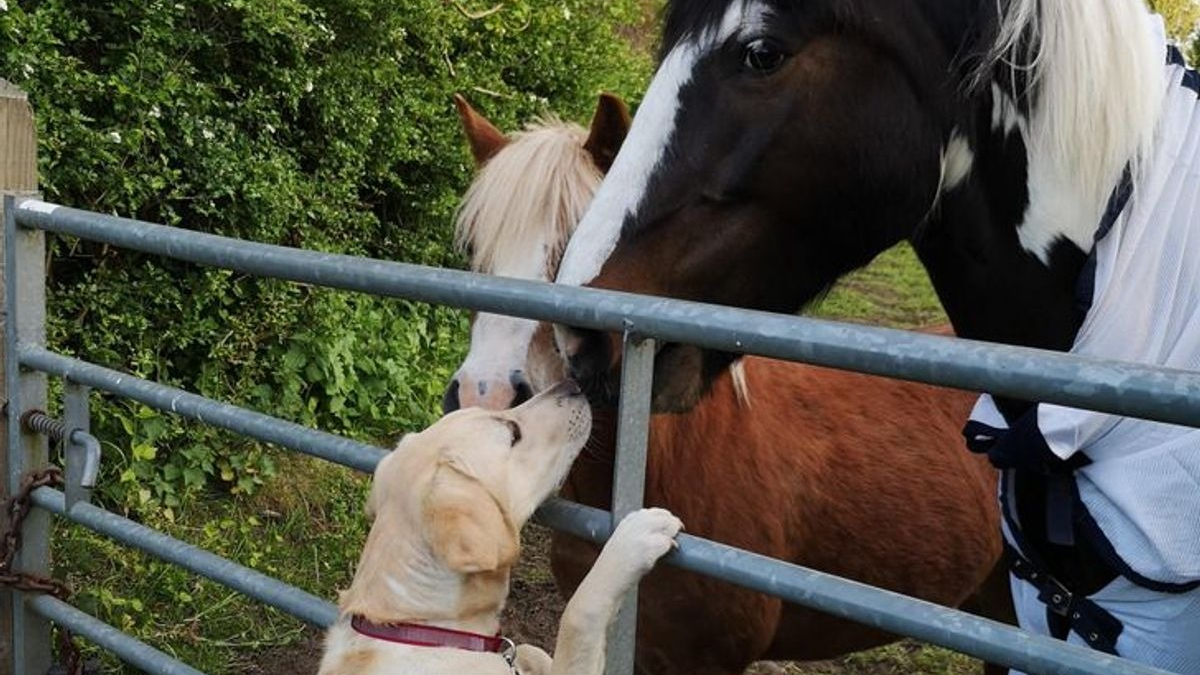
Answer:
913 90 1091 357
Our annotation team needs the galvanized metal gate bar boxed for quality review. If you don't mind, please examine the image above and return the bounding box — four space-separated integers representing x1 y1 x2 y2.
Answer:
4 195 52 673
27 596 205 675
15 199 1200 429
20 347 1176 675
5 198 1196 675
30 488 338 628
605 334 656 675
536 501 1174 675
18 345 387 475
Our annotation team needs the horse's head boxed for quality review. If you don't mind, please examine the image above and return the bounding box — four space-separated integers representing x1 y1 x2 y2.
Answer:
443 93 630 412
555 0 1164 410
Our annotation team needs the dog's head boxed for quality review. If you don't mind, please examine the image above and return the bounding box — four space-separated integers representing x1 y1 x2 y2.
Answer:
369 380 592 575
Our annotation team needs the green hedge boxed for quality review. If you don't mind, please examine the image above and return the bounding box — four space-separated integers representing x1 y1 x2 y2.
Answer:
0 0 652 512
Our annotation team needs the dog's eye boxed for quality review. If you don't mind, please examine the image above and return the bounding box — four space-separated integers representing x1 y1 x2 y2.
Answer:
505 420 522 447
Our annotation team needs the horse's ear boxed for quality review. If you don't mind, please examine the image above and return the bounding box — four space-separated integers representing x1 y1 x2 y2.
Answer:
584 93 631 173
454 94 508 167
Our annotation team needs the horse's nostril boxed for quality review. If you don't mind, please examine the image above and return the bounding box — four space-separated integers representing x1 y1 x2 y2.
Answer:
512 381 533 407
509 370 534 407
442 380 462 414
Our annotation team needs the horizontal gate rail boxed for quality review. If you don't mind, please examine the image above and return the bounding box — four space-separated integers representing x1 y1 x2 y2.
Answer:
16 345 1180 672
31 488 338 628
537 501 1174 675
18 345 387 475
18 345 1171 675
27 596 205 675
7 197 1196 675
14 198 1200 429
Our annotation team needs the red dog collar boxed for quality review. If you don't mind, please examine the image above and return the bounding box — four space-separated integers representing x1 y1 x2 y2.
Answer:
350 615 512 654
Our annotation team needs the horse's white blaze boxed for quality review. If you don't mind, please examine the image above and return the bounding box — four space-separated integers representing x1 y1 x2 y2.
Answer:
941 132 975 193
555 45 698 286
557 0 766 287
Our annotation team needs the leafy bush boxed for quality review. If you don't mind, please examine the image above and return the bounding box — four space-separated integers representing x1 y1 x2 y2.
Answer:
0 0 652 511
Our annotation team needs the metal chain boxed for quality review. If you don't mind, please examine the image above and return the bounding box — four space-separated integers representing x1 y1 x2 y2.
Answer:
1 467 84 675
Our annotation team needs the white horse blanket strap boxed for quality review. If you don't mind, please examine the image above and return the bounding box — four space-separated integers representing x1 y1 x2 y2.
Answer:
1005 542 1122 655
1005 566 1200 675
969 42 1200 591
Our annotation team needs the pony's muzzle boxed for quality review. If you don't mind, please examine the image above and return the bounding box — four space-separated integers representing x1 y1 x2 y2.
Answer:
442 370 534 413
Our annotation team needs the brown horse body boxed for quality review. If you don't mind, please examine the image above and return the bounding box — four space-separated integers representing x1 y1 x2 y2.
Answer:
553 357 1006 673
449 96 1011 674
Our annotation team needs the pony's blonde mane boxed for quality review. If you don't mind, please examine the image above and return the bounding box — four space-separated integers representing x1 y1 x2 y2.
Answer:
986 0 1165 252
455 118 603 277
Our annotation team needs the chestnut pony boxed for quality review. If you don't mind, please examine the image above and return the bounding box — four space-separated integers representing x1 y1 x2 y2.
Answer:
447 93 1011 675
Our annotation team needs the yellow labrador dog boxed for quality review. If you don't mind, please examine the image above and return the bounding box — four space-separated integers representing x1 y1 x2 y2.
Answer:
319 380 683 675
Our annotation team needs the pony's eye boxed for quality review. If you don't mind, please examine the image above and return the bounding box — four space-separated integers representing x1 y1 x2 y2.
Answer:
743 38 788 74
505 419 522 447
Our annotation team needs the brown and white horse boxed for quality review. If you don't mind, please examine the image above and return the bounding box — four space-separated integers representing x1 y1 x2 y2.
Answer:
447 94 1011 675
551 2 1200 669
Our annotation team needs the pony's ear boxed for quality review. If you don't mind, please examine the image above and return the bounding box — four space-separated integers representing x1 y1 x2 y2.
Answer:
584 93 631 173
424 460 519 574
454 94 508 167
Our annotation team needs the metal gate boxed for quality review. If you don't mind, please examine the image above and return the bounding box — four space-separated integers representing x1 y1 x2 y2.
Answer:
4 110 1199 675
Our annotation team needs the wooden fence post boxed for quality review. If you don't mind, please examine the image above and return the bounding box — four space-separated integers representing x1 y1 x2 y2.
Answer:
1 78 52 675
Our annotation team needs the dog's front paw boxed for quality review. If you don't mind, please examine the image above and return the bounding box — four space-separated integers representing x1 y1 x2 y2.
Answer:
513 644 552 675
603 507 683 577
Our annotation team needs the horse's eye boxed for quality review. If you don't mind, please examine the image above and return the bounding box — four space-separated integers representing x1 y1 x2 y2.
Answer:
743 38 788 74
505 419 522 447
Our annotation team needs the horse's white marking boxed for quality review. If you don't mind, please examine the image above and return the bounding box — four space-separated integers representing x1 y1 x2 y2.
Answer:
452 313 539 394
555 45 699 286
557 0 767 287
454 121 602 400
989 84 1024 136
729 359 752 409
987 0 1165 263
941 132 975 193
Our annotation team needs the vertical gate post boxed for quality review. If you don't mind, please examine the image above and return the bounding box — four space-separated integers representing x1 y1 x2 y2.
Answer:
605 332 655 675
1 79 52 675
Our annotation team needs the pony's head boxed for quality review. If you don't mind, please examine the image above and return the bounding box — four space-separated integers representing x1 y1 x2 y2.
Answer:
443 93 631 412
555 0 1165 410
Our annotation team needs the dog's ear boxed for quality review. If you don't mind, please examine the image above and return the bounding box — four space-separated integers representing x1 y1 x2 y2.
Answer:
454 94 508 167
583 93 631 173
424 459 519 573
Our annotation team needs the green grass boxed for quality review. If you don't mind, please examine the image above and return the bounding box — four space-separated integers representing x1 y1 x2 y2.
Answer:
813 243 947 329
776 642 979 675
53 455 375 673
49 242 965 673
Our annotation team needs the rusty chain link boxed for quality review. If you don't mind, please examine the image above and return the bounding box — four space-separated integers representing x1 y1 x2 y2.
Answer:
2 466 84 675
